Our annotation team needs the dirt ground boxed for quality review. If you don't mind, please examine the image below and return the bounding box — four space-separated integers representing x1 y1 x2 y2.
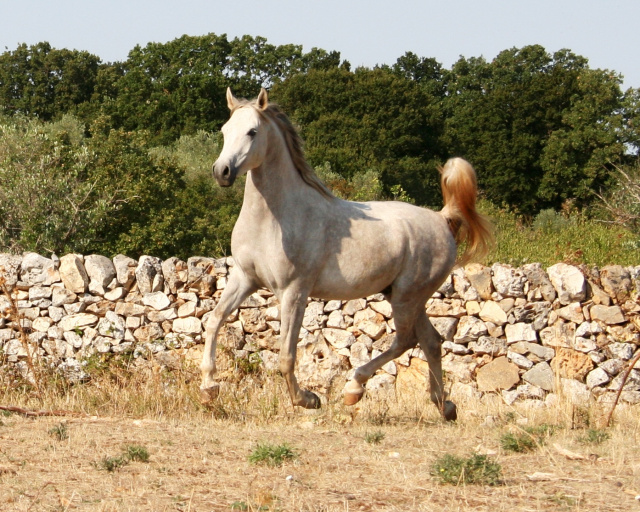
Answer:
1 397 640 512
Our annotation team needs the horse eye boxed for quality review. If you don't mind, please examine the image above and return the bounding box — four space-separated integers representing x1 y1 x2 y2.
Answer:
247 128 257 137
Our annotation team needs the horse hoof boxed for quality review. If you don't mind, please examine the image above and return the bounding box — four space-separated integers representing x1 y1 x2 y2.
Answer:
199 384 220 404
343 380 365 406
443 400 457 422
303 391 322 410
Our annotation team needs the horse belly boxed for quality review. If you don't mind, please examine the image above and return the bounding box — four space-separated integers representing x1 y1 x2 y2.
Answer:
310 248 401 300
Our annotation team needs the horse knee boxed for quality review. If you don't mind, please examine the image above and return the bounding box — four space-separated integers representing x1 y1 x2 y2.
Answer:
279 354 295 375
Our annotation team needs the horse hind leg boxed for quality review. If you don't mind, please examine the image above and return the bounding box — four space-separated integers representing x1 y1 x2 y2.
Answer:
416 312 457 421
343 307 419 406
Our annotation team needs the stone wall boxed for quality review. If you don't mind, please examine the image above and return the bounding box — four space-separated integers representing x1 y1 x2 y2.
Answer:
1 252 639 406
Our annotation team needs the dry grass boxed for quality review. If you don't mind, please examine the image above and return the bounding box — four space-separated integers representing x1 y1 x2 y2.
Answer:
1 350 640 511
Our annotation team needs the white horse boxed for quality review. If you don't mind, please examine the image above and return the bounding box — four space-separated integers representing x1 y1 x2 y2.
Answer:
200 88 492 420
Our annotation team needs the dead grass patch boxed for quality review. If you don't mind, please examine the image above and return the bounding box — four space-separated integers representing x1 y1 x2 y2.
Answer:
1 354 640 510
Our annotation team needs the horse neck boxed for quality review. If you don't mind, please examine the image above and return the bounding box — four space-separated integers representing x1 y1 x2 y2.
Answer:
243 133 319 215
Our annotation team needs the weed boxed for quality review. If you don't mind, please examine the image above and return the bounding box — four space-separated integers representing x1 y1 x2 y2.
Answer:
236 352 262 376
431 453 503 486
501 424 558 453
578 428 610 445
48 423 68 441
364 430 385 445
501 432 537 453
249 442 297 467
96 455 129 472
95 444 150 471
124 444 150 463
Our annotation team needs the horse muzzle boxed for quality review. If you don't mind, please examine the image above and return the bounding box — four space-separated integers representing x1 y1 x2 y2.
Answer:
213 161 237 187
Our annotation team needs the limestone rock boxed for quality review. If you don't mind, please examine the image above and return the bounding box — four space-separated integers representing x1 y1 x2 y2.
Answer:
476 356 520 392
559 378 590 405
97 311 125 340
551 347 594 381
161 257 187 294
556 302 584 324
322 328 356 349
522 263 556 302
431 316 459 341
492 263 526 298
600 265 631 303
586 367 610 388
142 291 171 311
505 322 537 344
296 332 344 393
606 342 635 361
0 253 22 287
59 254 88 293
85 254 116 290
479 301 507 326
452 267 480 301
113 254 137 290
469 336 507 356
395 357 430 398
511 302 551 331
136 256 164 294
453 316 487 344
522 362 555 391
20 252 57 286
540 320 575 348
590 305 625 325
59 313 98 332
134 323 165 342
303 301 327 332
464 263 493 300
370 300 393 318
547 263 586 305
173 317 203 335
349 341 371 368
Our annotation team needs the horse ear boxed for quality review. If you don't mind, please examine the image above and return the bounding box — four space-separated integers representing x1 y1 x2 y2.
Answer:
226 87 239 111
256 88 269 110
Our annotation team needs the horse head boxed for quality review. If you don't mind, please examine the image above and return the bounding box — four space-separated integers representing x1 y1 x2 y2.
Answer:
212 88 270 187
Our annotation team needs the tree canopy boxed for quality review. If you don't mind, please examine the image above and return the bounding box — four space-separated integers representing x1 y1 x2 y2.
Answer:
0 35 637 257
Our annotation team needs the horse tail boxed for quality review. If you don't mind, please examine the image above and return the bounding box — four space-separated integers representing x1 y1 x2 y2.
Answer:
439 157 494 265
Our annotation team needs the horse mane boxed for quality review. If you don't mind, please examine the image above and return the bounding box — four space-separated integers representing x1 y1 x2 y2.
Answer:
233 98 335 200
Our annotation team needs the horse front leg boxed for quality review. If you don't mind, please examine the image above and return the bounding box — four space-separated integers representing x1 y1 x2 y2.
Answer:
279 290 321 409
200 270 255 404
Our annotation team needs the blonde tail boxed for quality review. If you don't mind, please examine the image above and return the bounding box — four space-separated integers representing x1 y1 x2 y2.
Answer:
439 157 494 265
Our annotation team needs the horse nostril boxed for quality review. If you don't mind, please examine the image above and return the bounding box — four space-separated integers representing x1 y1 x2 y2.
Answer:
222 166 230 178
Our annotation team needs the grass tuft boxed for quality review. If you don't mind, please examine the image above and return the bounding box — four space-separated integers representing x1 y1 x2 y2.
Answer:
95 444 151 471
431 453 503 486
501 424 558 453
578 428 610 446
248 442 297 467
364 430 385 445
48 423 69 441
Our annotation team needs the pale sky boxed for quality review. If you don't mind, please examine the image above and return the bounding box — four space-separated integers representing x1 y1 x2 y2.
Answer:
1 0 638 89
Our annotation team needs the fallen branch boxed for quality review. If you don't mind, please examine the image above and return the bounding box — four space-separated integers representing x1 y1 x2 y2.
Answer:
0 405 88 418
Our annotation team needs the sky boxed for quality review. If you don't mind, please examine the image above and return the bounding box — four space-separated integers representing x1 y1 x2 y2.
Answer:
1 0 639 89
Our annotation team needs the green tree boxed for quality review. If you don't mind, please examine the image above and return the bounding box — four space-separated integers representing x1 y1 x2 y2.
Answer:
272 65 446 205
442 45 626 213
0 42 101 120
